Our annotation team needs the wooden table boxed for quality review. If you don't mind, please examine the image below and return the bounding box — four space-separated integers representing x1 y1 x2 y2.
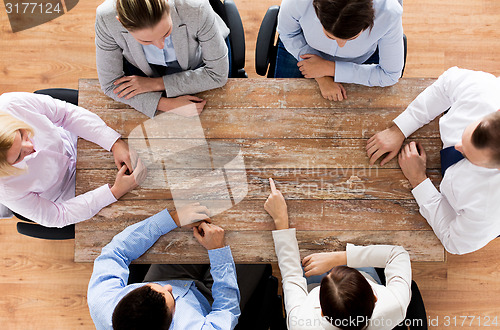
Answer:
75 78 445 263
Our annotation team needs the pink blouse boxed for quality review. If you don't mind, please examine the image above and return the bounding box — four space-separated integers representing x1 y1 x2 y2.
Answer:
0 92 120 227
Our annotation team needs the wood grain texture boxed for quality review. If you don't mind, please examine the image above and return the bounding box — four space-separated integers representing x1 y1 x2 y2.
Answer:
75 199 432 232
80 79 440 140
77 137 443 169
76 168 442 200
76 229 443 263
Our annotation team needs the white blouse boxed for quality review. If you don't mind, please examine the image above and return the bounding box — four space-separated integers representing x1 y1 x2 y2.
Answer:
0 92 120 227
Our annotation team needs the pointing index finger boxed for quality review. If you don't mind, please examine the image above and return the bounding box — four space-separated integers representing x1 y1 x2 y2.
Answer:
269 178 277 193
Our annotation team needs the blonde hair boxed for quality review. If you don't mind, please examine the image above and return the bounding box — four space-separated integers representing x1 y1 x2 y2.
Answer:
0 112 35 177
116 0 170 31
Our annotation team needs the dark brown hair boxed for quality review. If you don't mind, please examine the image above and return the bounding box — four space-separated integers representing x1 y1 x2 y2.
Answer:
320 266 376 330
116 0 170 31
471 111 500 167
312 0 375 39
112 285 173 330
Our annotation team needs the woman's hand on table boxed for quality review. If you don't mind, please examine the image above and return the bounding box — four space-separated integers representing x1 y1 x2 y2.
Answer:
315 77 347 101
110 158 147 199
298 54 335 78
302 251 347 277
264 178 289 230
157 95 206 117
111 139 137 173
113 75 164 99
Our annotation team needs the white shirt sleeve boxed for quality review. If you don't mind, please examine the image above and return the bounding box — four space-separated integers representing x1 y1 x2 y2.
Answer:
411 178 490 255
24 93 121 150
393 67 466 137
347 243 412 321
272 228 309 327
5 184 117 228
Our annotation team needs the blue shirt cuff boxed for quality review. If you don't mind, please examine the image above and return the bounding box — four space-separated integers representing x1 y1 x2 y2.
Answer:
148 208 178 235
208 246 234 266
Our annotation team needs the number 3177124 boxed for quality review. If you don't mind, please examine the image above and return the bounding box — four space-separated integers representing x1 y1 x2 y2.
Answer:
5 2 62 14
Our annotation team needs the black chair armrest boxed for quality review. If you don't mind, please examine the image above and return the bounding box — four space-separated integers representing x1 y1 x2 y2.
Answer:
16 222 75 240
224 0 246 73
34 88 79 106
255 6 280 76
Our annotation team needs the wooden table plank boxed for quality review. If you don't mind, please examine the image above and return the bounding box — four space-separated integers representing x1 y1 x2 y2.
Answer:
75 229 443 263
76 199 432 231
76 168 442 200
77 138 443 169
80 78 436 110
87 107 440 140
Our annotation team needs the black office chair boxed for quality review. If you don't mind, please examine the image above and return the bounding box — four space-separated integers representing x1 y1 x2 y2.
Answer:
255 6 407 78
235 264 286 330
14 88 79 240
209 0 247 78
128 263 286 330
375 268 428 330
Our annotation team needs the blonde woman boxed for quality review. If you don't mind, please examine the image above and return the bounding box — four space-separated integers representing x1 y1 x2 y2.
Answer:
0 92 146 228
95 0 230 118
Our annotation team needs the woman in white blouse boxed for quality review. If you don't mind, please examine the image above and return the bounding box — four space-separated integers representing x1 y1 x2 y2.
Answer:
264 178 412 330
0 92 146 228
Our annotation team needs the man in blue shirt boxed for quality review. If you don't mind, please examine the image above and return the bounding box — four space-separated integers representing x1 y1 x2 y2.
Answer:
87 203 241 329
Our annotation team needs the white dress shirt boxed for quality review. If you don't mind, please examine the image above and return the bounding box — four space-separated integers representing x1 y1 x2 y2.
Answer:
393 67 500 254
277 0 404 87
0 92 121 227
272 228 412 330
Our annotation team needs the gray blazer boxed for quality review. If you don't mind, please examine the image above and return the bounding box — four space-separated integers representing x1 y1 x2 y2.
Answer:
95 0 230 117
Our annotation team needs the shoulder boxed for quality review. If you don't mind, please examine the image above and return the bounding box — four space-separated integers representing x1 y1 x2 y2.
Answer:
442 66 497 82
280 0 313 16
171 0 208 12
373 0 403 21
0 92 44 110
96 0 118 24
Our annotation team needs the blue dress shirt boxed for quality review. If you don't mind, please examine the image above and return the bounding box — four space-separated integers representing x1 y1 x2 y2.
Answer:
87 209 241 329
277 0 404 86
142 35 178 67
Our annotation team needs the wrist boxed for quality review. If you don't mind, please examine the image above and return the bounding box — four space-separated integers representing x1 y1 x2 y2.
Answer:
110 185 121 199
157 97 171 112
409 175 427 189
274 216 289 230
389 124 405 139
154 77 165 91
329 60 336 77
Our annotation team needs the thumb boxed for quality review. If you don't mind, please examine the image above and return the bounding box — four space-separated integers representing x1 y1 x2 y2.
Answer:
117 164 128 176
193 226 202 242
300 54 312 59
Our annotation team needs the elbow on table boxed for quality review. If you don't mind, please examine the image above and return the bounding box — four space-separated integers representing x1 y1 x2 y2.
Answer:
378 70 401 87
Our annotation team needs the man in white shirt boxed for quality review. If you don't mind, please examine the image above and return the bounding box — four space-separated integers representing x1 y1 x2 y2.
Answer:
367 67 500 255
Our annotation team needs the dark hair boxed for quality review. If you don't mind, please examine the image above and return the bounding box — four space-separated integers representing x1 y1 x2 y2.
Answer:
312 0 375 39
471 111 500 167
319 266 376 330
112 285 173 330
116 0 170 31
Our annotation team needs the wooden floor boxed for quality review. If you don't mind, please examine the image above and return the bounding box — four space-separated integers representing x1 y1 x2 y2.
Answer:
0 0 499 328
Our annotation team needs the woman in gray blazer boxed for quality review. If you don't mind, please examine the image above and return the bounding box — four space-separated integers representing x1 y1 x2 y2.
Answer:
95 0 230 118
